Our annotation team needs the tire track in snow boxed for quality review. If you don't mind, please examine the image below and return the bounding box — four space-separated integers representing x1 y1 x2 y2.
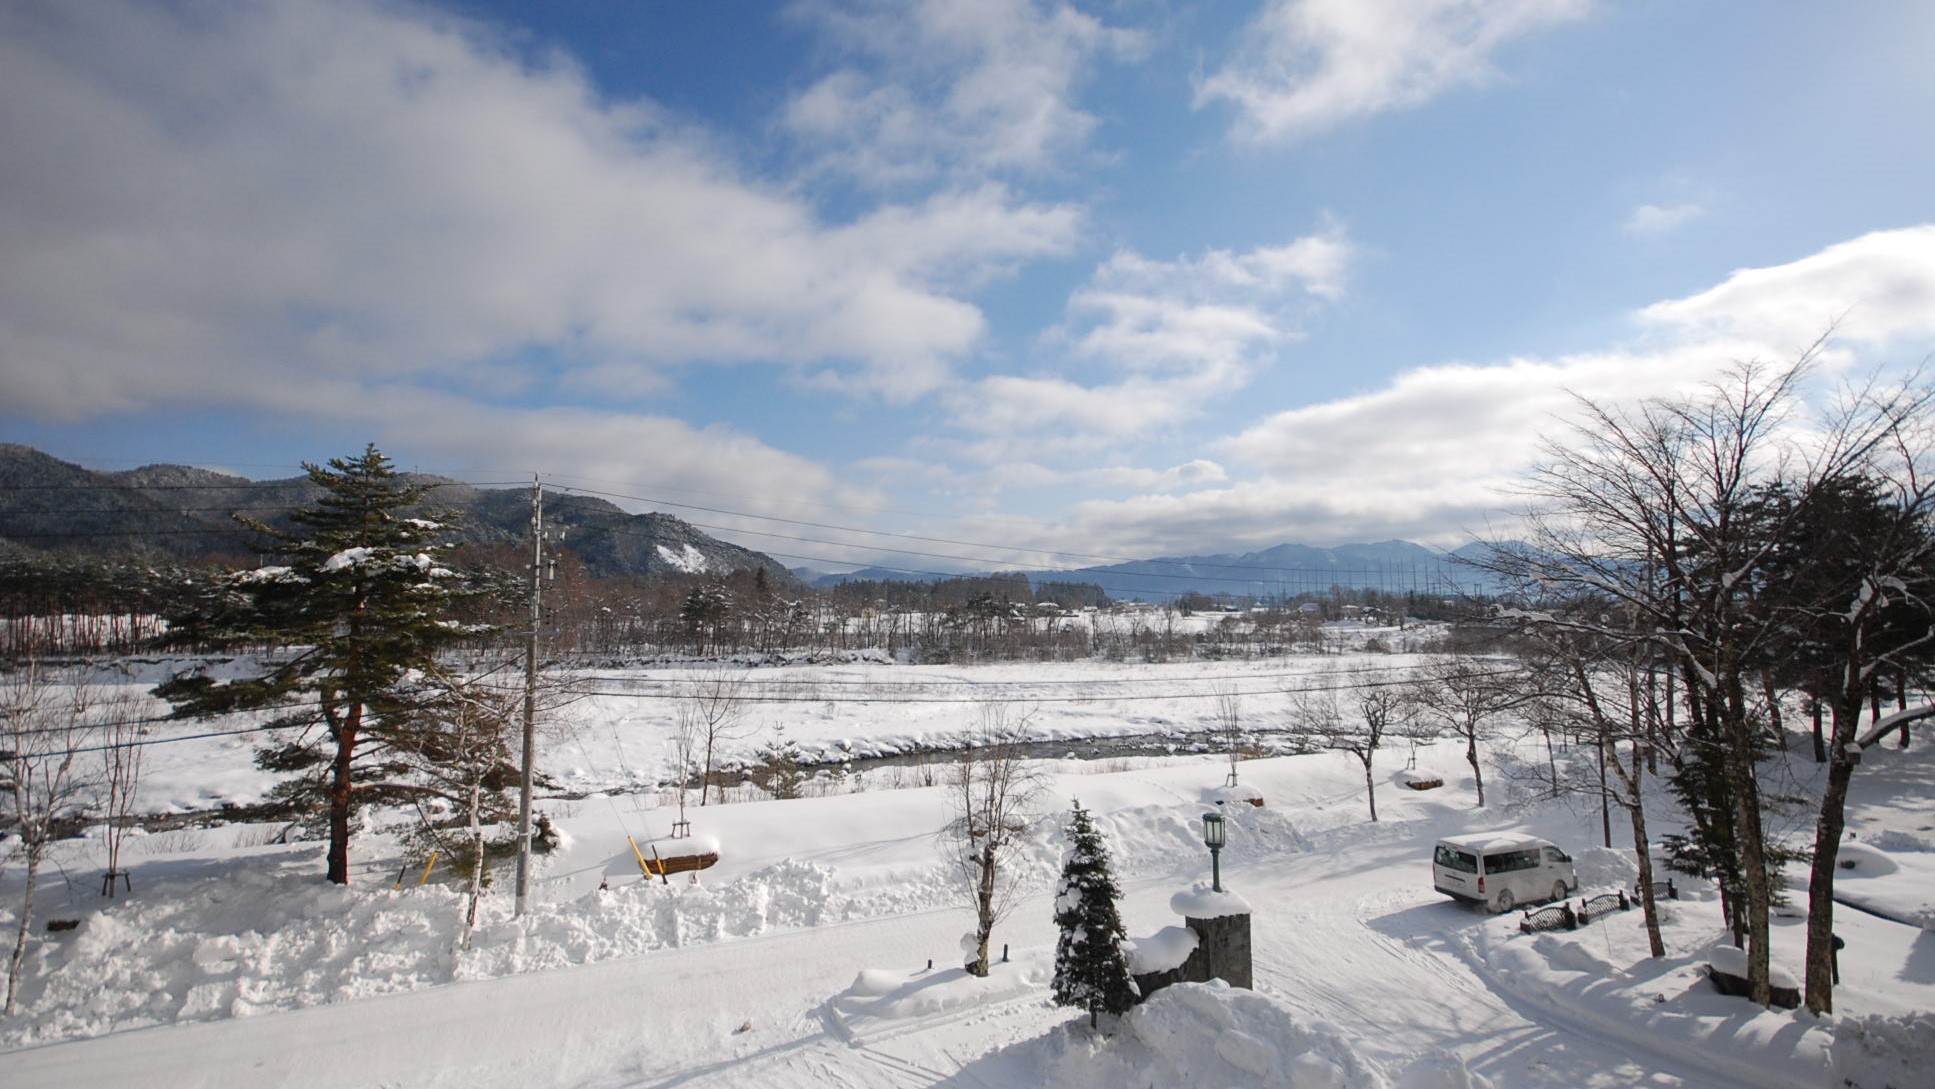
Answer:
1241 858 1753 1088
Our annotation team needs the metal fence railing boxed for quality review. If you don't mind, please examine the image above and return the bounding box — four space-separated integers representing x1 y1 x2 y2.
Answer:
1520 880 1676 934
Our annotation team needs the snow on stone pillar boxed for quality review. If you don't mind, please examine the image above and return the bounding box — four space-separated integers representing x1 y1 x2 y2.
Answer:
1129 884 1255 999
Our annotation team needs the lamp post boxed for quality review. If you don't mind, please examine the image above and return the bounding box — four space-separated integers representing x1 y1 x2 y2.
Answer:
1202 811 1227 893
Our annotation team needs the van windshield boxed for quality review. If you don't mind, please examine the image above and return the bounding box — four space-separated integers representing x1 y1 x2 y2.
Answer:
1434 845 1478 873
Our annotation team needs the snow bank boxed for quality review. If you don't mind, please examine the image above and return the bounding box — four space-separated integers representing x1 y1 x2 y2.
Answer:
830 962 1038 1028
1572 845 1639 892
1011 982 1488 1089
1707 943 1799 990
0 851 857 1048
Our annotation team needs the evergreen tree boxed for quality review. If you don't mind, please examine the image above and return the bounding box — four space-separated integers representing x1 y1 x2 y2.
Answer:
1051 801 1136 1028
155 445 487 884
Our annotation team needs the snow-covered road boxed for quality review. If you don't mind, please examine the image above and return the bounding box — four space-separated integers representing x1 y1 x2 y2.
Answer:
1238 829 1761 1089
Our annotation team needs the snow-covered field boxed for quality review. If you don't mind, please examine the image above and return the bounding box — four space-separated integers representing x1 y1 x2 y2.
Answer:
3 645 1932 1088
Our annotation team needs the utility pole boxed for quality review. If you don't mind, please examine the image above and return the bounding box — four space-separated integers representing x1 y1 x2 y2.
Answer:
514 474 544 916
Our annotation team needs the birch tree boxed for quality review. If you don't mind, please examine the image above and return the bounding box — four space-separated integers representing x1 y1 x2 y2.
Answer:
2 663 102 1015
944 703 1043 977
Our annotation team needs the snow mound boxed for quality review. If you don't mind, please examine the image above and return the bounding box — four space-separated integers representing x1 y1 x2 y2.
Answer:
1572 845 1639 891
1707 944 1799 990
1125 926 1198 975
1833 840 1899 877
1018 981 1487 1089
831 962 1037 1025
1212 783 1266 805
1832 1011 1935 1089
0 853 850 1047
1170 883 1253 919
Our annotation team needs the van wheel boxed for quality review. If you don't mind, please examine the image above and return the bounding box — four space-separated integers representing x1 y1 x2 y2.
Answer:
1551 880 1568 903
1492 888 1514 913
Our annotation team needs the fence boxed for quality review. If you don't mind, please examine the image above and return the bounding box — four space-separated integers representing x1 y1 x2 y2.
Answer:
1520 881 1676 934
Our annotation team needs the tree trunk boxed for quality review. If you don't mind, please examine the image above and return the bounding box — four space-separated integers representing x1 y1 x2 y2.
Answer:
328 710 360 886
465 777 485 939
1363 759 1378 822
1806 685 1867 1013
1466 732 1485 807
1762 672 1786 751
1724 685 1775 1006
1626 749 1666 958
971 845 997 977
5 848 40 1015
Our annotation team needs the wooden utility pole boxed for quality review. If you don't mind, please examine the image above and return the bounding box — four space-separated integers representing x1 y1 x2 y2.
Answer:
514 474 544 916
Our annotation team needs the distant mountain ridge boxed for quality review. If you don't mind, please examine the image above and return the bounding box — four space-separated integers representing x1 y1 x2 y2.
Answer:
800 538 1505 602
0 443 796 585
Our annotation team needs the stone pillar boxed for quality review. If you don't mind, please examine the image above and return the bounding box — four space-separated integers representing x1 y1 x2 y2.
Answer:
1183 911 1252 990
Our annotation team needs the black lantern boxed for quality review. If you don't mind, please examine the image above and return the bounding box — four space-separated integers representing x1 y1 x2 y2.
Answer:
1202 811 1227 892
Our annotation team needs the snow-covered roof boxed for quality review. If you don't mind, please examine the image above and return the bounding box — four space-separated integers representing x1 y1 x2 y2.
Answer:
1435 832 1552 854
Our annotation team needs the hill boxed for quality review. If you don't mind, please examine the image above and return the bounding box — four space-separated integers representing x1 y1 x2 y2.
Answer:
804 539 1504 601
0 444 796 585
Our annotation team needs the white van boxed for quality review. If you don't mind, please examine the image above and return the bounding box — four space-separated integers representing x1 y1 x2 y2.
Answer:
1432 833 1576 912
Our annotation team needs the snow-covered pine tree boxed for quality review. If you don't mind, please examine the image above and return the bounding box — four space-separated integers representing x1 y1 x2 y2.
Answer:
156 445 489 884
1051 800 1136 1028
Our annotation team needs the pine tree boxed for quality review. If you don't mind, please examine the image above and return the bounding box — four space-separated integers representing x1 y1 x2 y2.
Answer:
156 445 488 884
1051 801 1136 1028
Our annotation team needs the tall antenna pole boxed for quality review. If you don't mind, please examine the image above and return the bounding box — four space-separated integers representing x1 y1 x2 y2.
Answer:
514 473 543 916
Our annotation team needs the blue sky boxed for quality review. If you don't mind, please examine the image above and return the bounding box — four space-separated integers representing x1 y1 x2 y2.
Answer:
4 1 1934 572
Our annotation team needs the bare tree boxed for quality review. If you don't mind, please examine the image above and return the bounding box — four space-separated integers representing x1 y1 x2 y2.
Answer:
1338 675 1412 822
667 709 700 835
97 686 144 898
678 667 751 806
398 672 524 942
944 703 1044 977
2 662 104 1015
1410 656 1531 807
1518 622 1674 958
1213 686 1245 787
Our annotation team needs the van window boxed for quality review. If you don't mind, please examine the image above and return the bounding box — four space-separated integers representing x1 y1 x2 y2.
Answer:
1434 845 1478 873
1483 848 1540 874
1543 846 1571 865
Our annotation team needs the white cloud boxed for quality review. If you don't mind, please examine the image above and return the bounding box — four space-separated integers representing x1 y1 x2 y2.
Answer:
365 390 881 527
0 0 1077 419
1624 202 1706 237
940 223 1357 457
1082 460 1230 491
1040 224 1935 556
1639 225 1935 352
783 0 1143 186
1066 226 1355 370
1197 0 1590 143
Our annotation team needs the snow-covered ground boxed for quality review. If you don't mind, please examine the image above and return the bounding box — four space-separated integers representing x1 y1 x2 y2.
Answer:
3 648 1932 1088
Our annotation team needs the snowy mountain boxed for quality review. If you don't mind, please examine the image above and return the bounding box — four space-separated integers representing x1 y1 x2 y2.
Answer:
803 540 1511 602
0 443 796 584
1017 540 1502 602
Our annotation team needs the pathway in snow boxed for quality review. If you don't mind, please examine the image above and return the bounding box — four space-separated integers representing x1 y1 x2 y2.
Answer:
1237 828 1764 1089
